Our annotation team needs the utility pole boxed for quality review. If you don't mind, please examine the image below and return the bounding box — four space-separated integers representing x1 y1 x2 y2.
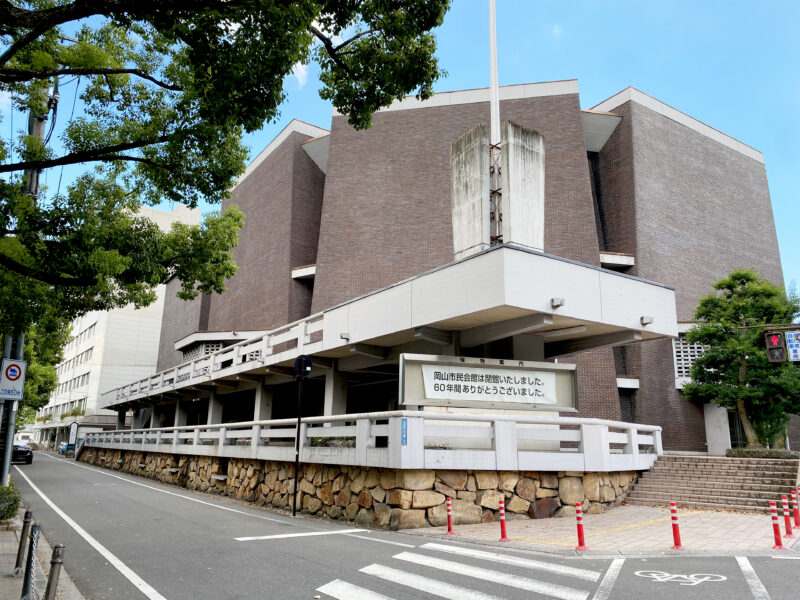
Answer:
0 79 58 485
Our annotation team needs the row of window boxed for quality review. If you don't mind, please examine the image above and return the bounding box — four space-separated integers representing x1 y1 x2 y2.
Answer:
57 347 93 375
55 372 90 395
38 398 86 419
64 322 97 352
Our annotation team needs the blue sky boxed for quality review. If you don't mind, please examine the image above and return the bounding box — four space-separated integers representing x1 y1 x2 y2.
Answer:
245 0 800 293
4 1 798 292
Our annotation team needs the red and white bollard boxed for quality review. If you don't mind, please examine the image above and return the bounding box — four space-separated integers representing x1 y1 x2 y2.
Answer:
498 498 510 542
669 501 684 550
575 502 588 550
770 501 785 550
792 490 800 528
781 495 796 538
445 497 456 536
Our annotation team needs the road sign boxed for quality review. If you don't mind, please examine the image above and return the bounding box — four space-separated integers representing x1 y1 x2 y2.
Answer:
0 358 26 401
786 331 800 362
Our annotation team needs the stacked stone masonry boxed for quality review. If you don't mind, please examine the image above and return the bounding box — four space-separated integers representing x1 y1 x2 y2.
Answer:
80 448 636 530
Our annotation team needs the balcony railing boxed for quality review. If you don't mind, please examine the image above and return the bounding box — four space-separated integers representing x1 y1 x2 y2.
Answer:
83 412 663 472
99 313 325 409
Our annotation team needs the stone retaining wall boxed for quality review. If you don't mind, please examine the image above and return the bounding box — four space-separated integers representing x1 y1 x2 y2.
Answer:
80 448 637 529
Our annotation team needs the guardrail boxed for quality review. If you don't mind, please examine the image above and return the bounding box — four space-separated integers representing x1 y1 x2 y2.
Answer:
99 313 325 408
83 412 663 472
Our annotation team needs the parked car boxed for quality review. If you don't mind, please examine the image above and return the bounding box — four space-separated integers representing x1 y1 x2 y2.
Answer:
12 444 33 464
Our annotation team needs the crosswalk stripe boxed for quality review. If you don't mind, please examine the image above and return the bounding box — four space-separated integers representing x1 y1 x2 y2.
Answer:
360 564 506 600
317 579 396 600
420 543 601 582
393 552 589 600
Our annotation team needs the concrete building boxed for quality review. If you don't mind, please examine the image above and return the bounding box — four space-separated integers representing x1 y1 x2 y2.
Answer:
33 205 201 448
98 80 784 455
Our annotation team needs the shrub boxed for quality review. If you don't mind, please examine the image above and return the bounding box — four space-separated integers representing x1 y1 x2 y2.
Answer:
0 480 22 520
726 448 799 459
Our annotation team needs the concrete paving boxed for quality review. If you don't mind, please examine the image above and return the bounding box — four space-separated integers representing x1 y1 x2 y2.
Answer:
411 503 800 556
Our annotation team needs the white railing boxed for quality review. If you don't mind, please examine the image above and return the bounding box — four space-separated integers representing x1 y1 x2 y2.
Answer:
83 412 663 472
99 312 326 409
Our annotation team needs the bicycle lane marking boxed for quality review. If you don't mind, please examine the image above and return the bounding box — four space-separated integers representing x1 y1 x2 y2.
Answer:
14 466 167 600
613 557 748 598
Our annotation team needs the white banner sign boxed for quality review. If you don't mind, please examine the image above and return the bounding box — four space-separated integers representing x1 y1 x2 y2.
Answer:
421 364 557 405
0 359 26 401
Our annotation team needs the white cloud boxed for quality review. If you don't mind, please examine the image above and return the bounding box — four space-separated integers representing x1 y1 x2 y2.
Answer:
552 24 564 40
292 62 308 89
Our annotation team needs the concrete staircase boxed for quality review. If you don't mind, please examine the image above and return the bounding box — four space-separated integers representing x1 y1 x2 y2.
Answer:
626 454 799 513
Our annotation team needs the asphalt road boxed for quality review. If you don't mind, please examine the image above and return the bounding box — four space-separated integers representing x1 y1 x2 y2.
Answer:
11 453 799 600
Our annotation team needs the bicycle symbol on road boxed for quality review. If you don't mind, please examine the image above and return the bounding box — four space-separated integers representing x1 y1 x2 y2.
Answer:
635 570 727 586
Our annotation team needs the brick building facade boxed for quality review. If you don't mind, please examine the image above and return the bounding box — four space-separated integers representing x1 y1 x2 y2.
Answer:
150 81 783 453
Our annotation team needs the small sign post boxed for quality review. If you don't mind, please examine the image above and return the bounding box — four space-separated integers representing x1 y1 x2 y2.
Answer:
0 358 26 401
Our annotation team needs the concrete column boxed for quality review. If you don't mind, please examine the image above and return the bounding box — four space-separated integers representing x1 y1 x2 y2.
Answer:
174 399 187 427
512 334 544 362
254 385 273 422
116 411 126 430
207 391 223 424
149 405 160 429
132 408 147 429
703 402 731 456
323 367 347 422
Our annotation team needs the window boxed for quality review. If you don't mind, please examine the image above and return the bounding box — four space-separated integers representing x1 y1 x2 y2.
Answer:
672 333 707 387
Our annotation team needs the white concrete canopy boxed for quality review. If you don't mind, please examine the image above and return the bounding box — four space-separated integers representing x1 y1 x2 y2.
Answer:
100 245 677 411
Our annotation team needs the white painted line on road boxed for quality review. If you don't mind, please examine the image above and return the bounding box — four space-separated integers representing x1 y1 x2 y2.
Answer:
235 528 367 541
420 542 601 582
317 579 396 600
38 452 287 524
736 556 771 600
771 556 800 559
360 563 506 600
393 551 589 600
13 466 167 600
591 558 624 600
348 533 415 548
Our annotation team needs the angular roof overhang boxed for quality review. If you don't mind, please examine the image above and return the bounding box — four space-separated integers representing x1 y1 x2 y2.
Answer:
101 245 677 411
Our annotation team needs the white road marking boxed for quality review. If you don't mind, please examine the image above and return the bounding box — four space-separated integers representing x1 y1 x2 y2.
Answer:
235 529 367 541
591 558 624 600
393 551 589 600
13 466 167 600
37 452 287 524
736 556 771 600
420 542 601 581
360 563 506 600
317 579 396 600
348 533 415 547
770 556 800 559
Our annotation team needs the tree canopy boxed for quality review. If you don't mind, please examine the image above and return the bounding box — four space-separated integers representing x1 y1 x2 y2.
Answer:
0 0 450 333
682 269 800 449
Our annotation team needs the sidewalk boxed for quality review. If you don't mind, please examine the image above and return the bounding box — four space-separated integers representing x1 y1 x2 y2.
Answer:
0 511 84 600
408 504 800 556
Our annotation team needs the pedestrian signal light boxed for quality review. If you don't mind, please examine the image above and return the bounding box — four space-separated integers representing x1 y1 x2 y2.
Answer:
765 332 787 363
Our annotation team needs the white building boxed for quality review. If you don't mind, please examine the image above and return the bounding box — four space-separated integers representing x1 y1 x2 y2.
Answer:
33 205 201 448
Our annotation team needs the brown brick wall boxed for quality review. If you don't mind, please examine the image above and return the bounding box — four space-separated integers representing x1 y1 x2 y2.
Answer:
627 101 783 320
311 93 601 313
208 131 325 331
156 279 209 371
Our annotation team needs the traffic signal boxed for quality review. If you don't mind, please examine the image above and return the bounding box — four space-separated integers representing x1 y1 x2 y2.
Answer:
765 332 787 363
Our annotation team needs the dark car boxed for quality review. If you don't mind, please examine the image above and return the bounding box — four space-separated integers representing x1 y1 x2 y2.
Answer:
12 444 33 464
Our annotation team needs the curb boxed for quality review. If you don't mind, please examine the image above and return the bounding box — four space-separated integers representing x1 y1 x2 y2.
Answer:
400 529 800 559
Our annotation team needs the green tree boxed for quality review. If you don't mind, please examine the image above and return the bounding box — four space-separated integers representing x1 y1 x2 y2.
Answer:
0 0 450 331
683 269 800 449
